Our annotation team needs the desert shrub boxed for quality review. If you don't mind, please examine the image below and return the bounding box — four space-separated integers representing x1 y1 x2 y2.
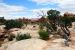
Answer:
16 34 31 41
39 23 44 30
38 30 50 40
8 34 15 41
4 20 24 30
8 36 14 41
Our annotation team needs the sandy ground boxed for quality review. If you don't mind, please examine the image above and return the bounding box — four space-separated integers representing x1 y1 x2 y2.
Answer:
2 38 75 50
43 38 75 50
0 25 75 50
11 25 39 38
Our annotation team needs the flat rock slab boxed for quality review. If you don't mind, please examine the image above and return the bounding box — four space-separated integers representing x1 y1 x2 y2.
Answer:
6 38 47 50
45 46 75 50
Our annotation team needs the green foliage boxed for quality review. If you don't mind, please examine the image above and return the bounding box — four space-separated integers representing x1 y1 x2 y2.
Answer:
0 17 6 25
61 16 72 27
5 20 24 30
16 34 31 41
47 9 60 20
51 23 57 31
46 10 60 31
70 17 75 22
39 23 44 30
44 22 57 32
38 30 50 40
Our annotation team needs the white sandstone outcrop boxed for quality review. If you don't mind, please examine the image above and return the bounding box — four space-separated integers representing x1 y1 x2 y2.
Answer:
6 38 47 50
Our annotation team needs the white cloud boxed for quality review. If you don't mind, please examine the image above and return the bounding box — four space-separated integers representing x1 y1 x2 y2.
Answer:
0 2 54 19
1 0 75 19
30 0 75 6
0 3 27 19
0 2 44 19
56 0 75 13
0 3 26 13
30 0 75 13
30 8 58 18
30 0 55 5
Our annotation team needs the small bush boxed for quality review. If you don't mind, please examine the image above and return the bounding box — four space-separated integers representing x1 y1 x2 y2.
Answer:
8 34 15 41
38 30 50 40
4 20 24 30
39 23 44 30
8 36 13 41
16 34 31 41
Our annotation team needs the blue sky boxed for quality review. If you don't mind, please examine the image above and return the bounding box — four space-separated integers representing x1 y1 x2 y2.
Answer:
0 0 75 19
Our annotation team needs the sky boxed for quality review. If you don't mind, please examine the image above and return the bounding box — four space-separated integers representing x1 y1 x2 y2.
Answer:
0 0 75 19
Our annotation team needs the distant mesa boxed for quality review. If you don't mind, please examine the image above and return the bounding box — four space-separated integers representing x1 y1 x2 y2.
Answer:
64 12 75 17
